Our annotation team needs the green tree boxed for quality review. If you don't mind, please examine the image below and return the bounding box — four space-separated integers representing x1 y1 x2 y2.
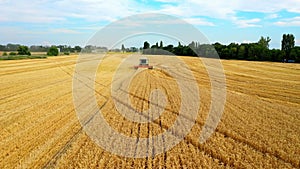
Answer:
247 43 264 61
227 43 239 59
221 48 231 59
281 34 295 60
159 41 163 48
17 45 31 56
189 41 196 50
7 44 20 51
270 49 284 62
213 42 226 58
0 45 6 51
9 52 17 56
121 44 125 53
258 36 271 49
151 44 158 48
47 46 59 56
143 41 150 49
290 47 300 62
163 44 174 53
74 46 82 52
237 45 246 60
178 42 182 47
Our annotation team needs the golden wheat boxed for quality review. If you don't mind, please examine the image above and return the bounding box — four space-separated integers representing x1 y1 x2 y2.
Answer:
0 54 299 168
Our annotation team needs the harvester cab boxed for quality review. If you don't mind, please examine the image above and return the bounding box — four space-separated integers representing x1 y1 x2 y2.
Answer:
134 58 153 69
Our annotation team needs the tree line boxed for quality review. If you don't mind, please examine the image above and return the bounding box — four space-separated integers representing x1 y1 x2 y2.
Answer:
1 34 299 62
142 34 300 63
1 45 63 57
0 44 82 53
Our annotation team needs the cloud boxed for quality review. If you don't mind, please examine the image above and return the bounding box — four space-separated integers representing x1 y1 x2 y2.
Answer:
158 1 235 19
274 17 300 26
154 0 180 3
231 0 300 13
0 0 140 23
73 25 104 31
51 28 81 34
183 18 215 26
109 14 215 28
0 1 65 23
233 18 261 28
0 26 47 36
1 0 300 25
41 41 52 46
265 14 279 19
1 0 300 47
156 0 300 27
159 0 300 18
242 40 256 43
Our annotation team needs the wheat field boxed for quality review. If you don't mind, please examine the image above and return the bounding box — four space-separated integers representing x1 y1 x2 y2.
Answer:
0 53 299 168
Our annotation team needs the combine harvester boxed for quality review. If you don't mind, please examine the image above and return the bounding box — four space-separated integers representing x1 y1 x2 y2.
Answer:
134 58 153 69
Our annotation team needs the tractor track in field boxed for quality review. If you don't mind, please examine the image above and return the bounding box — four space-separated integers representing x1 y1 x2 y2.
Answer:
0 92 73 145
113 69 232 167
112 70 226 166
0 55 104 78
42 127 83 168
221 97 299 167
0 63 74 77
111 68 296 168
0 87 72 135
3 55 178 168
43 96 109 168
41 55 135 167
48 61 296 168
42 62 112 168
1 102 78 168
0 78 70 102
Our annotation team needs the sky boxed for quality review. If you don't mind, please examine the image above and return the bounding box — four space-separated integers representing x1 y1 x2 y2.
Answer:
0 0 300 49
